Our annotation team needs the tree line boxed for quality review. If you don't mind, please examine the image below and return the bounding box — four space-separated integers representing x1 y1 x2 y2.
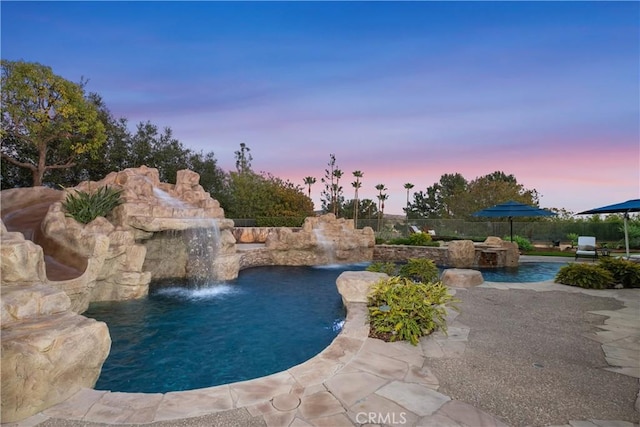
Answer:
3 59 574 224
1 60 315 222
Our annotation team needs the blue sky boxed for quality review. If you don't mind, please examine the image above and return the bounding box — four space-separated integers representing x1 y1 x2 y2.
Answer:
2 1 639 214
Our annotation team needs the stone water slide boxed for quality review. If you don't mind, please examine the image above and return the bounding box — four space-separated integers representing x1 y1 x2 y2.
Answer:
1 188 85 281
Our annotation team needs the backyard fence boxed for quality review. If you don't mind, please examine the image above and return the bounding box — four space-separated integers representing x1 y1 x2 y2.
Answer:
230 217 629 246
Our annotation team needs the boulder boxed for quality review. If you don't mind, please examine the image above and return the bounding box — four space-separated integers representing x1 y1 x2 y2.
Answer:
484 236 504 246
0 231 47 283
0 285 111 423
441 268 484 288
336 271 388 304
446 240 476 268
232 227 273 243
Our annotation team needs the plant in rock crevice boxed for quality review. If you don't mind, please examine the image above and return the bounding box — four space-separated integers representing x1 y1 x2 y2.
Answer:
61 185 123 224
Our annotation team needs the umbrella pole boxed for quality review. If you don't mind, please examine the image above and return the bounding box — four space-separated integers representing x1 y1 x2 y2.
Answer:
510 216 513 242
624 213 630 258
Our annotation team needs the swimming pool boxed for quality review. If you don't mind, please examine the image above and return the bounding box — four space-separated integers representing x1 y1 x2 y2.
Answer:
85 261 562 393
84 264 367 393
478 262 565 283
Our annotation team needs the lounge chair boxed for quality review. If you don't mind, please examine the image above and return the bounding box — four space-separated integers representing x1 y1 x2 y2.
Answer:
409 225 437 236
575 236 598 261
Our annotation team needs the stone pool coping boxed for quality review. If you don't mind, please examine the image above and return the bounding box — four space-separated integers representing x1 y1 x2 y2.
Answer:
9 256 640 427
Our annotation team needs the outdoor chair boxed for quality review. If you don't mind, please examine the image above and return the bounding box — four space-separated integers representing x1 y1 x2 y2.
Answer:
575 236 598 261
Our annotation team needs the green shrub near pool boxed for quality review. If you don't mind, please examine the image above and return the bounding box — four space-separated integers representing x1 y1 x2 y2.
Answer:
367 276 458 346
555 257 640 289
366 258 459 346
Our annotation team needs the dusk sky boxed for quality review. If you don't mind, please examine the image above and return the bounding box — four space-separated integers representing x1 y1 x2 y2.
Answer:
2 1 639 215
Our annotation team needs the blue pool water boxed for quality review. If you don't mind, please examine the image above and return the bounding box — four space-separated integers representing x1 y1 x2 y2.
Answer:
84 264 367 393
477 262 564 283
85 261 562 393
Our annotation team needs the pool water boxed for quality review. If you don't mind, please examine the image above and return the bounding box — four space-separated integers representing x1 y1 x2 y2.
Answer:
477 262 564 282
84 264 367 393
85 261 562 393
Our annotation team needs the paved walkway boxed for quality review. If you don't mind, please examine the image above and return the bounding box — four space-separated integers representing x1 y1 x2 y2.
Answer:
6 263 640 427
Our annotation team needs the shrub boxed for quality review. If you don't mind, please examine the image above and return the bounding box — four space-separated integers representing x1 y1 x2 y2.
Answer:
387 237 411 245
368 276 458 345
387 232 439 247
366 261 398 276
567 233 579 247
62 186 123 224
626 223 640 249
598 257 640 288
408 232 432 246
398 258 440 284
504 235 534 251
555 263 614 289
255 216 305 227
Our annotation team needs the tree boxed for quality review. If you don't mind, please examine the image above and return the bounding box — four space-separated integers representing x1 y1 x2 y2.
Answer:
234 142 252 174
303 176 316 200
187 150 227 206
261 173 314 218
465 171 539 216
408 173 467 219
75 94 132 182
404 182 414 232
332 168 344 217
224 170 313 220
352 170 363 227
321 154 339 214
360 199 378 220
343 197 376 220
1 60 106 186
409 171 539 219
375 184 387 231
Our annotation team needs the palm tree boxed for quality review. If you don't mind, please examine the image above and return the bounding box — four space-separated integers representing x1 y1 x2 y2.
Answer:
303 176 316 199
404 183 414 234
375 184 387 232
352 170 363 227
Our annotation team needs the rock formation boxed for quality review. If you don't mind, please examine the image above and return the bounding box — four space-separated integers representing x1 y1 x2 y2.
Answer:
446 240 477 268
336 271 388 304
30 166 240 306
0 167 239 421
264 214 375 266
0 222 111 423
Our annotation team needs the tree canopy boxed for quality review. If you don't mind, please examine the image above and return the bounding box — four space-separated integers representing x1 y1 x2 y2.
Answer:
223 146 313 220
1 60 106 186
408 171 540 219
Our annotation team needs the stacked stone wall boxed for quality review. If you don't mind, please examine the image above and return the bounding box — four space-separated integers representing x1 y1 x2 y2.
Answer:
374 239 518 268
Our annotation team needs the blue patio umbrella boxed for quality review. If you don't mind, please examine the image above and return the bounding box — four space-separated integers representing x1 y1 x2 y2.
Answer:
472 200 556 242
577 199 640 258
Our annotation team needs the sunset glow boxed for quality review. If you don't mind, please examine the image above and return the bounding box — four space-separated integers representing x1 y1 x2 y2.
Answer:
2 1 638 214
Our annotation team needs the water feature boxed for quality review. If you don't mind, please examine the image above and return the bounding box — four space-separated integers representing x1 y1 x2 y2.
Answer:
184 224 221 286
84 263 367 393
153 187 187 208
153 187 221 286
313 225 336 264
